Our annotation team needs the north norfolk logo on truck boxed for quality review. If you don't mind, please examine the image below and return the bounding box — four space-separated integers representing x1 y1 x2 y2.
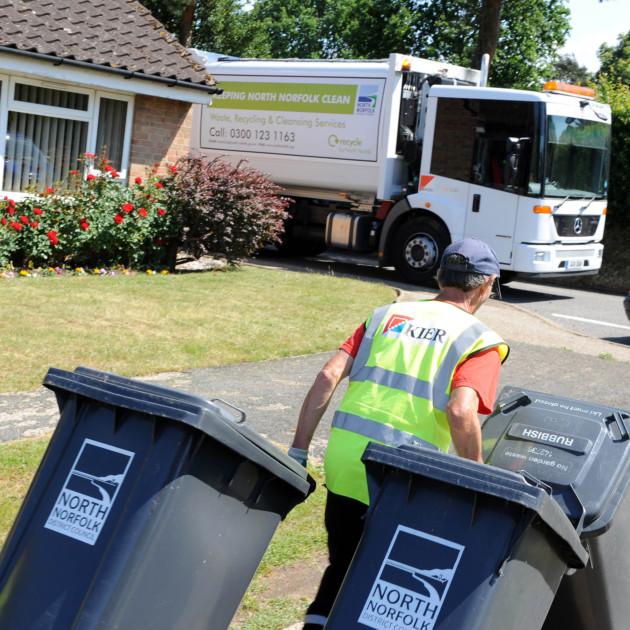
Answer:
356 84 379 114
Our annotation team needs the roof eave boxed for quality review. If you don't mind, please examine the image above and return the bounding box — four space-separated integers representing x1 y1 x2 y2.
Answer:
0 46 220 104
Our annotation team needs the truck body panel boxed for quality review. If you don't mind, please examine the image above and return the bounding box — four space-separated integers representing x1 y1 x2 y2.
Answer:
192 55 480 201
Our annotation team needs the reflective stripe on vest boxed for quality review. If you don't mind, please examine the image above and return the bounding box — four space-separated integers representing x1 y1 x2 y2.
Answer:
348 319 495 412
332 410 433 447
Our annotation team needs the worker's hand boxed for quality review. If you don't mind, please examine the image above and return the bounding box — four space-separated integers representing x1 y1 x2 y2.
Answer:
288 446 309 467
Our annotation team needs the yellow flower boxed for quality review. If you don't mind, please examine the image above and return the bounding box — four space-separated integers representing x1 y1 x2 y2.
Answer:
92 268 101 274
146 269 155 275
19 270 29 277
75 267 84 274
47 267 55 273
160 269 169 275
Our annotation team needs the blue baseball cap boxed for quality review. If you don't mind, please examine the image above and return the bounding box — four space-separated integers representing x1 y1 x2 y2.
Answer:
440 238 500 277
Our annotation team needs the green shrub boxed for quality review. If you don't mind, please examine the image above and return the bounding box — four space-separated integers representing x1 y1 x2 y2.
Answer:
0 159 177 269
598 77 630 228
166 157 290 265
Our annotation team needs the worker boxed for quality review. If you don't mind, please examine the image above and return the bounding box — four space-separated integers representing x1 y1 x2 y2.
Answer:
287 237 509 630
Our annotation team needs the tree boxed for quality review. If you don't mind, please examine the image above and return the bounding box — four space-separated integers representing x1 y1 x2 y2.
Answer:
247 0 333 58
596 31 630 227
472 0 503 68
140 0 267 56
488 0 570 88
549 54 592 84
597 30 630 84
141 0 193 44
141 0 570 89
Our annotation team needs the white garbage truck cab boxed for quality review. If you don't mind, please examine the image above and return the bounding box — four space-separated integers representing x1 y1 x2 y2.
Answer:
193 54 612 285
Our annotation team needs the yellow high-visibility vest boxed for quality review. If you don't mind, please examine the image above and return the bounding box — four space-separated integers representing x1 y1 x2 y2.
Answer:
324 300 509 504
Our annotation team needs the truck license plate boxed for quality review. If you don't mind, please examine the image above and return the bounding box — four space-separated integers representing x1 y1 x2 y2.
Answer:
567 259 584 269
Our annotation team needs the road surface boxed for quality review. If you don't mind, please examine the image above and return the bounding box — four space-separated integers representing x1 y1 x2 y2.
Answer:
254 250 630 347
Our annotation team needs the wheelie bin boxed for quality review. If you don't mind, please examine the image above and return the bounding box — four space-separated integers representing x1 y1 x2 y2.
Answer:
325 443 587 630
482 386 630 630
0 367 313 630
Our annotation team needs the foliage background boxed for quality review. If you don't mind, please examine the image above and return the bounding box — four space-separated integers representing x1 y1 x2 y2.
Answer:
143 0 571 88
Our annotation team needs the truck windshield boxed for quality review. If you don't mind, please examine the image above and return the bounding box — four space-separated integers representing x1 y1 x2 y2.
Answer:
543 116 610 198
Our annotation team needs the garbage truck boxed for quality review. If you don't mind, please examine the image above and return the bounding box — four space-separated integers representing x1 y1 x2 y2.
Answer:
191 53 612 285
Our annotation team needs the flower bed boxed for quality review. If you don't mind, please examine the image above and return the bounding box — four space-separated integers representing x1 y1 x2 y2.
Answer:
0 266 170 279
0 155 177 270
0 155 290 272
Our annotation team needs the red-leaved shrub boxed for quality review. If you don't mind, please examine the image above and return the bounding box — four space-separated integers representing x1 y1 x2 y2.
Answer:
166 158 290 264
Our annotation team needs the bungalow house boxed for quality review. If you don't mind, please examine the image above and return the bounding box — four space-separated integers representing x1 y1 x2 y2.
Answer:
0 0 218 197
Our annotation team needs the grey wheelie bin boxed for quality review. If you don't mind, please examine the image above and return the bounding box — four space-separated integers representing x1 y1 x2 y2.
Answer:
325 443 587 630
482 386 630 630
0 367 314 630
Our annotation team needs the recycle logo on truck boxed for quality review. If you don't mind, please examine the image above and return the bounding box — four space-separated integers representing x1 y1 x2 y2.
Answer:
358 525 464 630
44 439 134 546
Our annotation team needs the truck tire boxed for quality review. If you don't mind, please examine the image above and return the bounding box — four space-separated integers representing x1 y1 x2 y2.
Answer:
392 218 449 286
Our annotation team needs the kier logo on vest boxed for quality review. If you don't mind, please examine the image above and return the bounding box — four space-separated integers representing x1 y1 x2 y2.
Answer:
383 314 413 334
383 314 447 344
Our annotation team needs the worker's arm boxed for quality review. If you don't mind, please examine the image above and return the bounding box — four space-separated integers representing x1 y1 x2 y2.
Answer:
446 386 483 463
291 350 354 451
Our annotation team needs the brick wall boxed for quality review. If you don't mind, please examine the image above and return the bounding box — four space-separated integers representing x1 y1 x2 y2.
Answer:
128 95 192 180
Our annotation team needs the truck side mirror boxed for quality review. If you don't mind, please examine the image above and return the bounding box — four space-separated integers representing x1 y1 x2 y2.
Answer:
504 137 531 190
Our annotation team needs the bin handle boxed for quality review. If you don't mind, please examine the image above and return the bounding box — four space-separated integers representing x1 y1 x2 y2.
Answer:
497 392 531 414
211 398 247 424
518 469 552 494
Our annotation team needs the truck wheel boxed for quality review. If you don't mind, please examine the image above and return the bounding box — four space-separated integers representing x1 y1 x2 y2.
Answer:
392 218 449 286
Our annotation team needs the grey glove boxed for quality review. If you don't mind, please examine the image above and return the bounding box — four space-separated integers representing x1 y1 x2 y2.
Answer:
288 446 309 467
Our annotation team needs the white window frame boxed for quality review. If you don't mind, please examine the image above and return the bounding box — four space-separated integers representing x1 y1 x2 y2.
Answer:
0 73 134 198
0 73 10 195
89 90 135 179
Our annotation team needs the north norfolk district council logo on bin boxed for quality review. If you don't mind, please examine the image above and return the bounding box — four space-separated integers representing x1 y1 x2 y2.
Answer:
44 439 134 546
358 525 464 630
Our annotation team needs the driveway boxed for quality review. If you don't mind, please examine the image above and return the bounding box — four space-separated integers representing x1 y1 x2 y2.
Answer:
1 283 628 454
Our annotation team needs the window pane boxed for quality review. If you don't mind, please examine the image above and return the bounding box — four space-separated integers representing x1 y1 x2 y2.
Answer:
3 111 87 192
430 98 476 183
14 83 89 111
545 116 610 197
96 98 128 170
470 100 537 193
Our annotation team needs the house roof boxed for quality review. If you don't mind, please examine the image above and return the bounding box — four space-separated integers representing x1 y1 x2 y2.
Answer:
0 0 216 93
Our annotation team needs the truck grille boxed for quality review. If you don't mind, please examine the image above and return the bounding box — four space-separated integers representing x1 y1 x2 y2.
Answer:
553 215 600 237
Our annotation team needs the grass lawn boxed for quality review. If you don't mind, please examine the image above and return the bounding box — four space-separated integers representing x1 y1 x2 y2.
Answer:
0 437 48 545
0 265 392 392
0 436 327 630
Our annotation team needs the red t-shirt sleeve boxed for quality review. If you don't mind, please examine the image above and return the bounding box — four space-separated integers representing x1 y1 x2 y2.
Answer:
340 323 366 358
451 348 502 414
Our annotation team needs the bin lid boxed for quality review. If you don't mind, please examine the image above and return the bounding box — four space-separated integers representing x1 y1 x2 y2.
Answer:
482 386 630 536
43 368 312 497
362 442 588 569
